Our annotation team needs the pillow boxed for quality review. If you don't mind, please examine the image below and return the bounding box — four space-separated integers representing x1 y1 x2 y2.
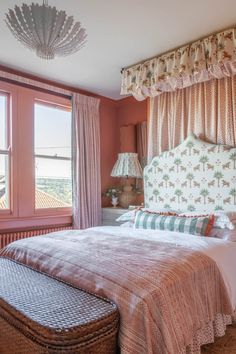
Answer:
116 208 177 222
134 210 214 236
120 221 134 228
180 211 235 230
116 209 136 222
214 211 236 229
209 226 236 241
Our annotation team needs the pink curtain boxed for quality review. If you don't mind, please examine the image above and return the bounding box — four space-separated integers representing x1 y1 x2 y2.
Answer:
148 76 236 162
72 93 101 229
136 121 147 167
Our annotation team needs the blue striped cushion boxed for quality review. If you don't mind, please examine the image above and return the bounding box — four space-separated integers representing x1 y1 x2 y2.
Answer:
134 210 214 236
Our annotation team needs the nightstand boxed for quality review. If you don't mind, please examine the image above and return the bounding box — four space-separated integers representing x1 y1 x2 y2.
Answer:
102 207 128 226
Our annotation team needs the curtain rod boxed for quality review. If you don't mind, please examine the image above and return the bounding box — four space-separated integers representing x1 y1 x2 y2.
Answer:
121 24 236 73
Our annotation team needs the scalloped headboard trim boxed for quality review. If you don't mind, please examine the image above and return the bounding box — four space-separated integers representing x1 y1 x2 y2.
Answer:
144 134 236 213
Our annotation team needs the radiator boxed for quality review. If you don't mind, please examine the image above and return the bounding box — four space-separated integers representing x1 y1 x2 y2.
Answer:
0 226 72 249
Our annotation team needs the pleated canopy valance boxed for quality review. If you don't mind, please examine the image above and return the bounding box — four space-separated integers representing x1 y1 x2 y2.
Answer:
121 28 236 100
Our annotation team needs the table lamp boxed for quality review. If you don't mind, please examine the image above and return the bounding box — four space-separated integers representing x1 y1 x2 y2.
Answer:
111 153 143 208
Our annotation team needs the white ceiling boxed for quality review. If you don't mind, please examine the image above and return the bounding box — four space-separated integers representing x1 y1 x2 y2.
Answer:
0 0 236 100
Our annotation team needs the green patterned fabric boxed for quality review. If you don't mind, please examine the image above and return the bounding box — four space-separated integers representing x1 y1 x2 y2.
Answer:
134 210 214 236
144 134 236 213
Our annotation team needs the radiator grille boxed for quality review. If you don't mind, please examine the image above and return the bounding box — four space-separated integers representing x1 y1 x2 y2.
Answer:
0 226 72 249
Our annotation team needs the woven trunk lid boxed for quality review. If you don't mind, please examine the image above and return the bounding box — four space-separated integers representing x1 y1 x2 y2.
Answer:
0 258 119 352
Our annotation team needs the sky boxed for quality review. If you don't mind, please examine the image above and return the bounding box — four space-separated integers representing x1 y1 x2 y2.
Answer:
34 103 72 179
0 99 72 179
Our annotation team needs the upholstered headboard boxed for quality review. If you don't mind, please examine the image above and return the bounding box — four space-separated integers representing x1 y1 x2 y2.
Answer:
144 134 236 212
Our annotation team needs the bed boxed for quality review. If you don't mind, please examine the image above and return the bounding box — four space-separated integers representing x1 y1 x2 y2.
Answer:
1 134 236 354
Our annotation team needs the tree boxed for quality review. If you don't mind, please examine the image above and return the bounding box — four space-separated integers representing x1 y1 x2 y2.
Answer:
187 204 196 212
164 203 171 210
186 173 194 188
174 189 183 203
186 141 194 156
199 155 209 172
214 171 224 187
144 175 149 188
153 189 159 203
215 205 224 211
162 174 170 188
174 158 182 173
229 152 236 169
200 189 209 204
230 188 236 205
153 160 158 173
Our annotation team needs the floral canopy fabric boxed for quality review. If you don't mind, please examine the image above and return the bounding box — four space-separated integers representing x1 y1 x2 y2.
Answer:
121 28 236 100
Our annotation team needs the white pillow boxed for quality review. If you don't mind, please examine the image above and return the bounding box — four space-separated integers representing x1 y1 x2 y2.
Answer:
209 227 236 241
116 207 177 222
179 211 235 230
116 209 136 222
120 221 134 228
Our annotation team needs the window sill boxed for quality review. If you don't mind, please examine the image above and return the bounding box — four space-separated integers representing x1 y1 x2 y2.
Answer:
0 214 72 233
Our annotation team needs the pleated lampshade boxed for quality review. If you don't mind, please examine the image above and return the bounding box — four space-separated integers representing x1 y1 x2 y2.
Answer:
111 153 143 178
111 153 143 208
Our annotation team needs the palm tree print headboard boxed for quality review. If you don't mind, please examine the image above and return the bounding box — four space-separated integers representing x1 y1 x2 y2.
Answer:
144 134 236 212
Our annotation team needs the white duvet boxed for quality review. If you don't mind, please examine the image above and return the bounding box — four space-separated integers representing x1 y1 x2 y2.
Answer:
92 226 236 310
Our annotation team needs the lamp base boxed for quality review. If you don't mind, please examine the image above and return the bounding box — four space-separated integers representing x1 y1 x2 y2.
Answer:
119 185 136 209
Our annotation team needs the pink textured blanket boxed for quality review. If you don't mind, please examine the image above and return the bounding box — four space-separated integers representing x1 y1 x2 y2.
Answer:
0 229 232 354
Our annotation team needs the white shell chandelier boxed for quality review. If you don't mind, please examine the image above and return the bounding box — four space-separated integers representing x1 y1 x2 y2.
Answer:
5 0 87 60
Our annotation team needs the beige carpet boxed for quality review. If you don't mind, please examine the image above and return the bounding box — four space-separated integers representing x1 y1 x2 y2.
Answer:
201 323 236 353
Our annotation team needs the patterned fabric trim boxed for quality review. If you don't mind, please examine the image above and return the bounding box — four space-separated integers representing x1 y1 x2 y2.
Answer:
121 28 236 100
180 313 233 354
134 210 214 236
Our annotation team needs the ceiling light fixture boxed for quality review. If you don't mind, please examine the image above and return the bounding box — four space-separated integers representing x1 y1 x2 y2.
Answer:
5 0 87 60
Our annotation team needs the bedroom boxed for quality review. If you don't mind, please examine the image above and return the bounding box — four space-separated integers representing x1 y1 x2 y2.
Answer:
0 0 236 353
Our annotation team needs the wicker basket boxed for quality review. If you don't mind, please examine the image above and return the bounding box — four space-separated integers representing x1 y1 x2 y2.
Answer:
0 258 119 354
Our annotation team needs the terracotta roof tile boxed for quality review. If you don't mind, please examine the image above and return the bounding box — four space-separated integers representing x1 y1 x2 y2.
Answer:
0 189 70 209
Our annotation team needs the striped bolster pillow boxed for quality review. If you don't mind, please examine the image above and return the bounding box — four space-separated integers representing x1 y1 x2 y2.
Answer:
134 210 214 236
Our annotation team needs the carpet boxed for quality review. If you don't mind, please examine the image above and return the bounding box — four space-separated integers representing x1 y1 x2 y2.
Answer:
202 323 236 353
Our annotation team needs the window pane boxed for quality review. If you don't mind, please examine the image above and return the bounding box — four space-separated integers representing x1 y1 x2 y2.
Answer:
34 101 72 210
34 103 71 158
35 157 72 209
0 95 7 150
0 154 9 209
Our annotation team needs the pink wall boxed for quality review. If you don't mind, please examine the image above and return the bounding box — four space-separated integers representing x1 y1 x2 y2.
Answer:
117 96 148 127
117 96 148 152
100 101 120 206
100 96 148 206
100 96 148 192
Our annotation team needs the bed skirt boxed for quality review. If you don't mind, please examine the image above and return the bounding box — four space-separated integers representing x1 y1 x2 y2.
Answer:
181 313 235 354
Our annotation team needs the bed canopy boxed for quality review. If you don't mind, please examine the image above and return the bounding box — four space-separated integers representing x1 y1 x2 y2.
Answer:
121 27 236 100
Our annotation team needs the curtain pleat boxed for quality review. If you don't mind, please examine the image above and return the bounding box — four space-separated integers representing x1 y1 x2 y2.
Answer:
72 94 101 229
136 121 147 167
148 76 236 162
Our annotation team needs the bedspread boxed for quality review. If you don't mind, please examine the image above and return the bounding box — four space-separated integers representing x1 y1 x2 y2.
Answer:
0 228 232 354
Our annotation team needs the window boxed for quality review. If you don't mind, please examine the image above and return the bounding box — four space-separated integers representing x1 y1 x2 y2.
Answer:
34 102 72 209
0 93 10 210
0 82 72 230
